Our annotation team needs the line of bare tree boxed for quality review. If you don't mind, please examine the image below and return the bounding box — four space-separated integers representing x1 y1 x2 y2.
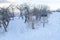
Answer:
16 4 51 29
0 4 52 32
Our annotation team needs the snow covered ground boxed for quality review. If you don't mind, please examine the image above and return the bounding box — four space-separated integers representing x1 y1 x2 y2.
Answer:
0 12 60 40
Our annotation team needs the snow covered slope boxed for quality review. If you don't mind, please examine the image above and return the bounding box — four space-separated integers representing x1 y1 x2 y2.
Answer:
0 12 60 40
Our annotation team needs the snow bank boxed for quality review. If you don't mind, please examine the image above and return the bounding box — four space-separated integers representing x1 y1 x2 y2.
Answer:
0 12 60 40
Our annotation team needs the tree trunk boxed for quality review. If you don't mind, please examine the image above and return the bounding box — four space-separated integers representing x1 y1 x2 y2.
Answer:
32 22 35 29
3 21 7 32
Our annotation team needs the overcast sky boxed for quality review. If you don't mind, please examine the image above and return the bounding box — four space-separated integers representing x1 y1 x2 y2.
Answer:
0 0 60 10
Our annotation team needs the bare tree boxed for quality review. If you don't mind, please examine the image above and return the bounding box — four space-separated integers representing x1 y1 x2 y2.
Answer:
16 5 24 19
17 4 35 29
32 5 51 27
40 5 51 27
0 5 15 32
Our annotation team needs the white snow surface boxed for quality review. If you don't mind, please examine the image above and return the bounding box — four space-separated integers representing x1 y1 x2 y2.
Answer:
0 12 60 40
